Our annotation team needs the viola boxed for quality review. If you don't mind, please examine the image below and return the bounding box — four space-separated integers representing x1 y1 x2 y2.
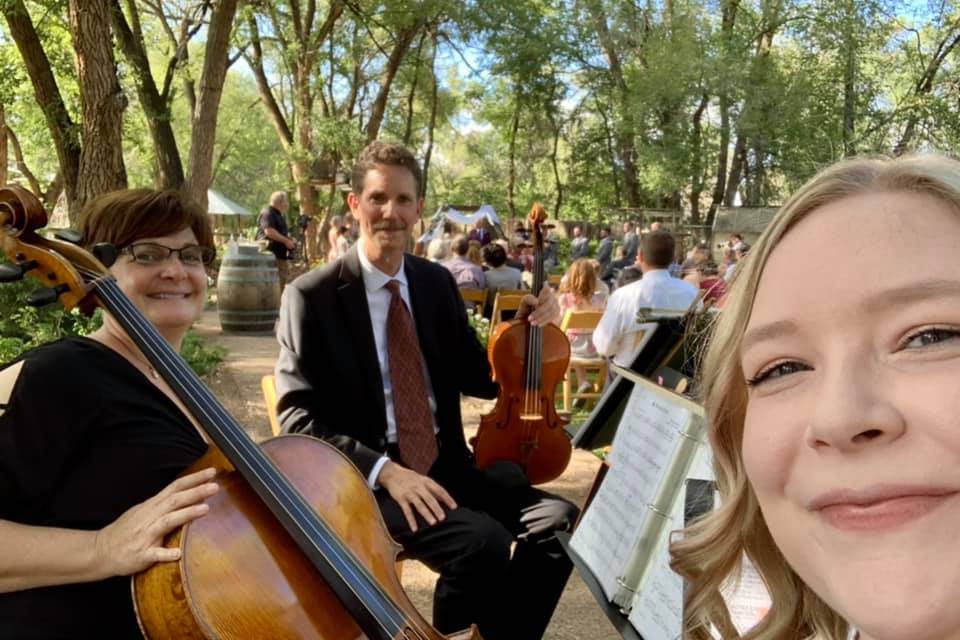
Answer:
0 184 480 640
473 203 572 485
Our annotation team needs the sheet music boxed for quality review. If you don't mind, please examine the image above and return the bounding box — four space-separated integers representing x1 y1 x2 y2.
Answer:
628 446 714 640
569 381 693 601
626 491 685 640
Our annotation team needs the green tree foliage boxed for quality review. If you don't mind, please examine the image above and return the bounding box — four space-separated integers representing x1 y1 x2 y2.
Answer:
3 0 960 238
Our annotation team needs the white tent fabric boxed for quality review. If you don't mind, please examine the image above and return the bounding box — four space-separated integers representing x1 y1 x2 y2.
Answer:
418 204 500 243
207 189 251 216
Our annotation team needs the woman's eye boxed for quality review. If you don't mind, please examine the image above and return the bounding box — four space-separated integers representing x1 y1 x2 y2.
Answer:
904 328 960 349
746 361 811 387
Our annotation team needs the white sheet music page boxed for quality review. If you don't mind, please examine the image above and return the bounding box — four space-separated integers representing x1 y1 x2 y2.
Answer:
569 381 691 600
628 445 714 639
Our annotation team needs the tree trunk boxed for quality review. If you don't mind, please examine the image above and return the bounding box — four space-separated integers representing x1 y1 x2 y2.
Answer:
506 101 520 219
841 0 857 156
110 0 185 189
69 0 128 218
596 98 622 207
689 94 709 226
547 106 563 218
706 0 740 225
402 31 427 145
7 126 43 198
723 135 747 207
365 18 425 141
0 103 7 187
184 0 240 210
246 14 294 152
893 28 960 155
3 0 81 212
421 34 439 198
587 0 642 207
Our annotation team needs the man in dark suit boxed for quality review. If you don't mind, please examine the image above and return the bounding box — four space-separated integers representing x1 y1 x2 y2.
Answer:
275 141 577 640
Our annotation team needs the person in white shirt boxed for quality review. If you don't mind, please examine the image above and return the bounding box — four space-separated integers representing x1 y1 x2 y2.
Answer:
592 230 699 368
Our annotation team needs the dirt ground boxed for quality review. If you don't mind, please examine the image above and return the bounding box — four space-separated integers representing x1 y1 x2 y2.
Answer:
194 310 621 640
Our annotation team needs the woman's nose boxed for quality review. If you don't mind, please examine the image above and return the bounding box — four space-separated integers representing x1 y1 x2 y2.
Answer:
805 357 906 452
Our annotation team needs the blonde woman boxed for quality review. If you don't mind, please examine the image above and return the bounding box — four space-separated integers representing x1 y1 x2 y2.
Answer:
559 259 607 396
671 154 960 640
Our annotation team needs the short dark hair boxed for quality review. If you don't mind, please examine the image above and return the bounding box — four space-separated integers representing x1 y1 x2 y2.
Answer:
351 140 423 198
640 230 675 268
482 242 507 267
78 189 214 253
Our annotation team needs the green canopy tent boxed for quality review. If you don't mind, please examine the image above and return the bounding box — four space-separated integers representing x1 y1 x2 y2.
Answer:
207 189 252 240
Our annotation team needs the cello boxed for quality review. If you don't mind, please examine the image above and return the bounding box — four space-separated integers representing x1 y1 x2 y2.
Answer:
0 184 481 639
473 203 572 485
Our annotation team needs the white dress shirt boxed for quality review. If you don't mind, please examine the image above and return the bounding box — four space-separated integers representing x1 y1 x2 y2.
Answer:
592 269 699 367
357 241 439 486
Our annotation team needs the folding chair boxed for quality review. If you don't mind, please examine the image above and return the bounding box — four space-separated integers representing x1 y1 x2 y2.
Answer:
459 288 488 310
261 375 281 436
558 309 608 412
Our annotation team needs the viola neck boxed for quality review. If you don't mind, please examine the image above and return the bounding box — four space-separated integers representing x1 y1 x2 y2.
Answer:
92 277 405 640
532 225 545 295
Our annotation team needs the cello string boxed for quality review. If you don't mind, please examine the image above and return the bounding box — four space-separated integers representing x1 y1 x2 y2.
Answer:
82 270 407 636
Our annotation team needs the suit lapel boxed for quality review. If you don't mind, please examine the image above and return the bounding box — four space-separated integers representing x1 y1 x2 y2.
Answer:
337 247 387 424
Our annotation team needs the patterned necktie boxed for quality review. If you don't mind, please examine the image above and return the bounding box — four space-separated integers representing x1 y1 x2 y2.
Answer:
384 279 438 474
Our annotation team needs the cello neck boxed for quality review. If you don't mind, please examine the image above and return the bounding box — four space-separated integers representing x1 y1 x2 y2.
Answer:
91 277 408 640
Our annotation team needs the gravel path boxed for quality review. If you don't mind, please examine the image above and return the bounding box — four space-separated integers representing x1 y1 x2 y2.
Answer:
194 310 620 639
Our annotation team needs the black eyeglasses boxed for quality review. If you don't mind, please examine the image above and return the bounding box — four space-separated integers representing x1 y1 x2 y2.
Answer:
120 242 215 267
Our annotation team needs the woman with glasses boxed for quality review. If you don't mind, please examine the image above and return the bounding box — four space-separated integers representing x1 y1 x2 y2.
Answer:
671 155 960 640
0 189 219 638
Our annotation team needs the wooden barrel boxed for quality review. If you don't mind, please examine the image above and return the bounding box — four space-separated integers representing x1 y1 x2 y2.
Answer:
217 244 281 333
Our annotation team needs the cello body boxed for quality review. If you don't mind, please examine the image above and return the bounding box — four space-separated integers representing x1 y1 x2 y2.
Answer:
474 320 571 486
135 435 475 639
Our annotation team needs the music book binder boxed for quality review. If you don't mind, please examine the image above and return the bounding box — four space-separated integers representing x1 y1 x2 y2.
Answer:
569 366 709 612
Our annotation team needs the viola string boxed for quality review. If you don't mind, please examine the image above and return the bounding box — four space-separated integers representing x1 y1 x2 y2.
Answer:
81 270 407 636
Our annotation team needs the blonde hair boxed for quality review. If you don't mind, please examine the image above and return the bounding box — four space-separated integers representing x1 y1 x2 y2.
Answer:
671 154 960 640
561 258 596 302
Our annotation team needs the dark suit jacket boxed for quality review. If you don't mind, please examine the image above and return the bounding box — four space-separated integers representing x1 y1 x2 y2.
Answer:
275 245 499 477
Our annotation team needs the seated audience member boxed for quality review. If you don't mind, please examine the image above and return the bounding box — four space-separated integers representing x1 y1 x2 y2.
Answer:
695 260 727 306
426 235 450 262
614 247 643 289
589 259 611 297
721 246 738 281
466 239 484 267
671 154 960 640
443 234 485 290
498 239 525 271
558 259 608 396
593 231 699 369
483 243 523 293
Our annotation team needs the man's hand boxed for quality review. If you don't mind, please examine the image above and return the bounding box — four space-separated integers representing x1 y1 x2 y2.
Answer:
285 237 298 251
516 285 562 327
378 460 457 533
